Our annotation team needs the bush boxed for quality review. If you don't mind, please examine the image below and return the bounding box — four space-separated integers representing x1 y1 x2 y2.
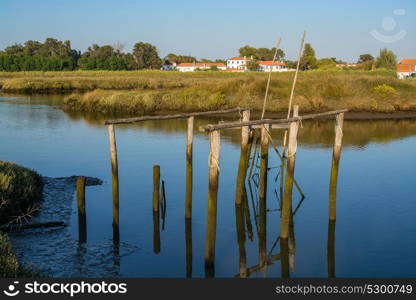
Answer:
372 84 398 100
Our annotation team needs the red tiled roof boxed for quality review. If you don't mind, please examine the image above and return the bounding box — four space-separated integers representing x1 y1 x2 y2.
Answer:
397 64 414 72
258 61 286 66
177 62 225 67
228 57 249 60
400 59 416 65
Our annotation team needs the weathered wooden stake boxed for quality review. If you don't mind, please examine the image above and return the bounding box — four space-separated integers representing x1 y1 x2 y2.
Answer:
108 124 120 243
327 220 336 278
185 218 192 277
235 203 247 277
153 165 160 212
280 237 290 278
205 130 220 277
329 112 344 221
185 116 194 219
76 176 87 243
259 125 269 267
153 211 160 254
241 110 251 151
280 106 299 239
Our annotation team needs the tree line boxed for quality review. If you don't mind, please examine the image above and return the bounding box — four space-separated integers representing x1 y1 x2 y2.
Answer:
0 38 399 71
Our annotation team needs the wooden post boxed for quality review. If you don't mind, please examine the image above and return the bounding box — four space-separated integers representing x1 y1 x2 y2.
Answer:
327 220 336 278
280 237 290 278
235 203 247 277
241 110 250 151
185 218 192 277
153 211 160 254
153 165 160 212
280 106 299 239
259 125 269 267
185 117 194 219
333 113 344 161
329 113 344 221
76 176 87 243
205 130 220 277
108 124 119 244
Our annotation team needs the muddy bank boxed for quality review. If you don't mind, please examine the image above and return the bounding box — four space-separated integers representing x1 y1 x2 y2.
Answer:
8 176 138 277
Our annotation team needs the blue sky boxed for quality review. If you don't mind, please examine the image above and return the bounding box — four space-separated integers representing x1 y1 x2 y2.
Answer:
0 0 415 62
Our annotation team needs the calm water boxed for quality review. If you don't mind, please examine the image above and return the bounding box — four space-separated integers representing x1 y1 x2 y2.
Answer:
1 94 416 278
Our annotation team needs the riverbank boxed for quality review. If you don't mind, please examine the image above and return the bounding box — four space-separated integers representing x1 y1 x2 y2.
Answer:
0 161 43 277
1 70 416 114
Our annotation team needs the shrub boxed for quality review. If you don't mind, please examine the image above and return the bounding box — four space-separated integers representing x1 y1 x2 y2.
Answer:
372 84 398 100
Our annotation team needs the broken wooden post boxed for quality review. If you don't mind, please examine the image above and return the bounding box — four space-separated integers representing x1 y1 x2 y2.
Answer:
153 165 160 212
76 176 87 243
241 110 251 151
185 116 194 219
329 112 344 221
259 125 269 267
280 105 299 239
205 130 220 277
108 124 119 244
327 219 336 278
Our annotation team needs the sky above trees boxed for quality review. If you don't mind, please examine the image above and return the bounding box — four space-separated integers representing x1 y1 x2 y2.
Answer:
0 0 415 62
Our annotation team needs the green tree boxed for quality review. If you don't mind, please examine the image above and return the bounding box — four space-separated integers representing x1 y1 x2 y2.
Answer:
358 54 374 64
132 42 162 69
246 60 259 71
376 48 397 70
239 45 257 58
317 58 337 69
299 43 318 70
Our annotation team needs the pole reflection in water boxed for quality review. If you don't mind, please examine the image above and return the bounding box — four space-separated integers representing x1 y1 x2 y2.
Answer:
153 211 161 254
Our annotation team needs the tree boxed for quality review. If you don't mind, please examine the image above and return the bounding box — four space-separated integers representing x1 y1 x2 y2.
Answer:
239 45 257 58
165 53 196 64
246 60 259 71
132 42 162 69
358 54 374 64
317 58 337 69
376 48 397 70
299 43 318 70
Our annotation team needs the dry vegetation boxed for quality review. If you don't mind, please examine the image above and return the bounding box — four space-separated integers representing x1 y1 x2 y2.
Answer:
1 69 416 114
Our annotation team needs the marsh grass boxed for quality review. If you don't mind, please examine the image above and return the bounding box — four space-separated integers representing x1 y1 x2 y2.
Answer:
57 70 416 114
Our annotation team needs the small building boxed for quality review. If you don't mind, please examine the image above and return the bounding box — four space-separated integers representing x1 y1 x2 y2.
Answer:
258 61 288 72
176 62 226 72
226 56 252 71
161 62 176 71
397 59 416 79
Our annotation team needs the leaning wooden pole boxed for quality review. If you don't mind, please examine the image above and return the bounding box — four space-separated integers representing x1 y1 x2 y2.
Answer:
205 130 221 277
76 176 87 243
185 117 194 219
280 106 299 239
108 124 120 244
283 31 306 150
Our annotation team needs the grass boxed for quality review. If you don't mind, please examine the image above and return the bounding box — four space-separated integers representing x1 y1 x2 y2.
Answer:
2 69 416 114
0 161 43 225
0 161 43 277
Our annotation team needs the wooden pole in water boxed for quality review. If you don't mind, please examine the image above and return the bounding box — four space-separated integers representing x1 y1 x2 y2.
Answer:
185 218 192 277
108 124 120 244
235 111 251 205
259 125 269 267
185 117 194 219
329 113 344 221
153 165 160 212
241 110 251 151
205 130 220 277
327 219 336 278
280 106 299 239
76 176 87 243
153 211 161 254
235 203 247 277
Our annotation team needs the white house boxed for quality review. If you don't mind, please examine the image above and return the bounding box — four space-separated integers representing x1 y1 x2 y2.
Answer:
258 61 288 72
226 56 251 71
397 59 416 79
176 62 226 72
